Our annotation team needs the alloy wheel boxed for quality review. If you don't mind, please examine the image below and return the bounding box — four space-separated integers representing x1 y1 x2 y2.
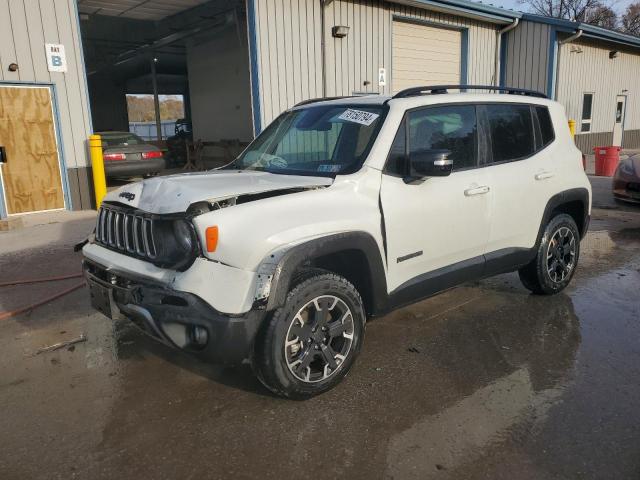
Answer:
284 295 355 383
546 226 576 283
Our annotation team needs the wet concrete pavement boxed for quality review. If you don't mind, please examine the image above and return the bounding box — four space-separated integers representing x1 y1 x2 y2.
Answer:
1 179 639 479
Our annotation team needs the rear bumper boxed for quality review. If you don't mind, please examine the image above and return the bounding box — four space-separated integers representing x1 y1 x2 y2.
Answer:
105 158 165 177
84 260 266 365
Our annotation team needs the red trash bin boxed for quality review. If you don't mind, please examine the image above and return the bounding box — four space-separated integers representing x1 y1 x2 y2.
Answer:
593 146 621 176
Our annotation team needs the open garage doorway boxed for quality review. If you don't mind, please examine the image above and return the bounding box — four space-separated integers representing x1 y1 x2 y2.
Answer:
77 0 253 177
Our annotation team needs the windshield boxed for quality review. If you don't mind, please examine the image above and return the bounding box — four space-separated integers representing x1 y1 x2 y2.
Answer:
228 104 386 176
101 133 146 147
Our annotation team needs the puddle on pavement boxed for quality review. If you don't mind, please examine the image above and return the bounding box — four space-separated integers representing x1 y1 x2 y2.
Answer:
1 217 639 479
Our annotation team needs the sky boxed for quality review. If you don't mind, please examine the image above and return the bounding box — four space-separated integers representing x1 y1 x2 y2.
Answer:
485 0 635 15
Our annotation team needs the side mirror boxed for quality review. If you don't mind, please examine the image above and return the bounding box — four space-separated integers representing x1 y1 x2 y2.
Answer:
409 149 453 178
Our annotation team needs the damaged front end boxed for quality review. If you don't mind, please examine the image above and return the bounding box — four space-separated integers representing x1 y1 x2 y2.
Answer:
84 260 265 364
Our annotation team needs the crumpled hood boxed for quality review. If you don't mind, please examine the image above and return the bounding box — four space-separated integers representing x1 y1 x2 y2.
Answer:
103 170 334 214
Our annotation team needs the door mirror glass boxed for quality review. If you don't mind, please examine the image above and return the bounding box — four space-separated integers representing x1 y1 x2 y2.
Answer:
409 149 453 177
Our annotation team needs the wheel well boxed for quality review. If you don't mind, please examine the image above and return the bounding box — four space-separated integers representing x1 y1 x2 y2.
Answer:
551 200 586 235
307 250 374 316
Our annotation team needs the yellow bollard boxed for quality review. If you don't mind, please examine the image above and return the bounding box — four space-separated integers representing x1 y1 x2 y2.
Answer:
568 119 576 138
89 134 107 209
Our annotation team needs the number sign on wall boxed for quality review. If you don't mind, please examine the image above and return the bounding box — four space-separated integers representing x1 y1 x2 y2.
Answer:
45 44 67 73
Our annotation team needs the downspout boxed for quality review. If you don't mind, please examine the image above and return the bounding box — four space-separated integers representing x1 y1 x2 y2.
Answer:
320 0 333 97
554 29 583 99
494 18 519 86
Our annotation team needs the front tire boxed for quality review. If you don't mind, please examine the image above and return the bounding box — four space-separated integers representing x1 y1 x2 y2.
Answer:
253 269 365 399
519 214 580 295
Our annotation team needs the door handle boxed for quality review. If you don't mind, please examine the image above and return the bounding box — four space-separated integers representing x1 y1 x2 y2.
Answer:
464 185 490 196
535 171 554 180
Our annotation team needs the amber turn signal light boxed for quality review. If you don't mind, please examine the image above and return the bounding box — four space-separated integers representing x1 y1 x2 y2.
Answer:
205 226 219 252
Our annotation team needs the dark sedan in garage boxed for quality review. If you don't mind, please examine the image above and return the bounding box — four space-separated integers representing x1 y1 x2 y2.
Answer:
613 154 640 204
99 132 166 178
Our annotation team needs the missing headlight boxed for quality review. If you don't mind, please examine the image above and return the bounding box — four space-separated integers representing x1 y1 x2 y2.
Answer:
150 218 200 271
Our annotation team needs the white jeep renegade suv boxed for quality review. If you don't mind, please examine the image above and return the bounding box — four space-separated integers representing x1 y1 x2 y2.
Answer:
83 85 592 398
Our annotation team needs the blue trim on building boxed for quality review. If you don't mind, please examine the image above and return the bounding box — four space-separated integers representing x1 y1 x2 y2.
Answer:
246 0 262 135
499 32 508 87
521 14 575 29
410 0 520 22
522 12 640 48
546 27 558 98
72 0 94 133
0 82 71 215
0 169 6 219
460 28 469 85
50 84 72 210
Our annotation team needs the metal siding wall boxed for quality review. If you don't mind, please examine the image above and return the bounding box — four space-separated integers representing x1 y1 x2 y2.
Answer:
0 0 92 170
556 40 640 135
503 21 550 94
329 1 497 94
254 0 323 128
254 0 498 126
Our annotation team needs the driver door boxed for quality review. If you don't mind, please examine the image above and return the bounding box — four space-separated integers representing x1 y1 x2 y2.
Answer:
380 105 491 294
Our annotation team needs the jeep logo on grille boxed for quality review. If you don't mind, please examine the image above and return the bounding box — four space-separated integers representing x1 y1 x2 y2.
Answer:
119 192 136 201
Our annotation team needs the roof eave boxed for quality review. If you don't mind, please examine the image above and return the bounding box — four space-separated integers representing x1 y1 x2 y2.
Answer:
391 0 521 24
521 13 640 49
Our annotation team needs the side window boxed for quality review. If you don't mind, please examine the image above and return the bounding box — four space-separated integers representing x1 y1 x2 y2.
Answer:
408 105 477 171
384 106 478 175
581 93 593 132
486 104 535 163
534 106 555 148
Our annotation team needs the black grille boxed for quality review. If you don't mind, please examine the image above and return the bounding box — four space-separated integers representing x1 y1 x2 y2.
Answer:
96 205 157 260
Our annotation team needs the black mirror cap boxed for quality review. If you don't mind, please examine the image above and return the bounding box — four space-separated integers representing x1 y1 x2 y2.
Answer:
409 149 453 178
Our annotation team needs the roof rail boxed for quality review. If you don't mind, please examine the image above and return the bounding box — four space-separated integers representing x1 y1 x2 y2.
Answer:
293 96 355 107
392 85 547 99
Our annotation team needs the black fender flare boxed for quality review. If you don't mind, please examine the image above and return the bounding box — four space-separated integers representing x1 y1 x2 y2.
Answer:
538 187 590 242
265 232 388 314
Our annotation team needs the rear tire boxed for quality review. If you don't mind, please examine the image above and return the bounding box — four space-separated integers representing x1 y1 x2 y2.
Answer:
519 214 580 295
253 269 365 399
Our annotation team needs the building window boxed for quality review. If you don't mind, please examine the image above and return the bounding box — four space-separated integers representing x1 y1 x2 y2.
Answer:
581 93 593 132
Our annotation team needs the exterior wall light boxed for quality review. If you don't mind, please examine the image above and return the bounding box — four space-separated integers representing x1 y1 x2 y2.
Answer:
332 26 350 38
609 50 619 59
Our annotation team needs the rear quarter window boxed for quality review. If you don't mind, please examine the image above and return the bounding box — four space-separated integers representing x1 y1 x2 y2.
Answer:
486 104 535 163
534 106 555 148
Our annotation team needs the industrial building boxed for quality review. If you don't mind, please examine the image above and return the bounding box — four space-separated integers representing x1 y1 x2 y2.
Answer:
1 0 639 219
502 14 640 152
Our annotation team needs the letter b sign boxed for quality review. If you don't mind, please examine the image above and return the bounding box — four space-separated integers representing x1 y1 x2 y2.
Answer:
45 43 67 72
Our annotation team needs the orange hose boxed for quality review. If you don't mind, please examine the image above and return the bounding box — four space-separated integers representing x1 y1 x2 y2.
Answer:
0 273 83 288
0 282 85 321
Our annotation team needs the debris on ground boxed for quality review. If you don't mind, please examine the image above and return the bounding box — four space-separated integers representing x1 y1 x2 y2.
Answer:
35 334 87 355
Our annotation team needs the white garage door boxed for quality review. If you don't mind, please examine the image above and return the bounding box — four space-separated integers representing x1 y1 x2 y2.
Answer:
392 20 462 94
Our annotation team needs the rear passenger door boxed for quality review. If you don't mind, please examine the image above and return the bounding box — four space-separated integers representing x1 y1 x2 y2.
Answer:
482 103 558 254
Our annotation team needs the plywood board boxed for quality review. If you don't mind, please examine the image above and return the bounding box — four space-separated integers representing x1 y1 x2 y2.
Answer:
0 86 64 214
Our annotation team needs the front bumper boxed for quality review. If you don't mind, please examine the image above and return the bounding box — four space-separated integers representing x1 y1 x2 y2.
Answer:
84 260 266 365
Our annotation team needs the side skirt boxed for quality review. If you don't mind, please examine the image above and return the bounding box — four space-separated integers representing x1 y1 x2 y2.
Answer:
377 247 533 316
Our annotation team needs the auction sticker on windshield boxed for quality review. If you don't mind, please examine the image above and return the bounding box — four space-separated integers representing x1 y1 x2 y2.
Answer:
338 109 380 126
